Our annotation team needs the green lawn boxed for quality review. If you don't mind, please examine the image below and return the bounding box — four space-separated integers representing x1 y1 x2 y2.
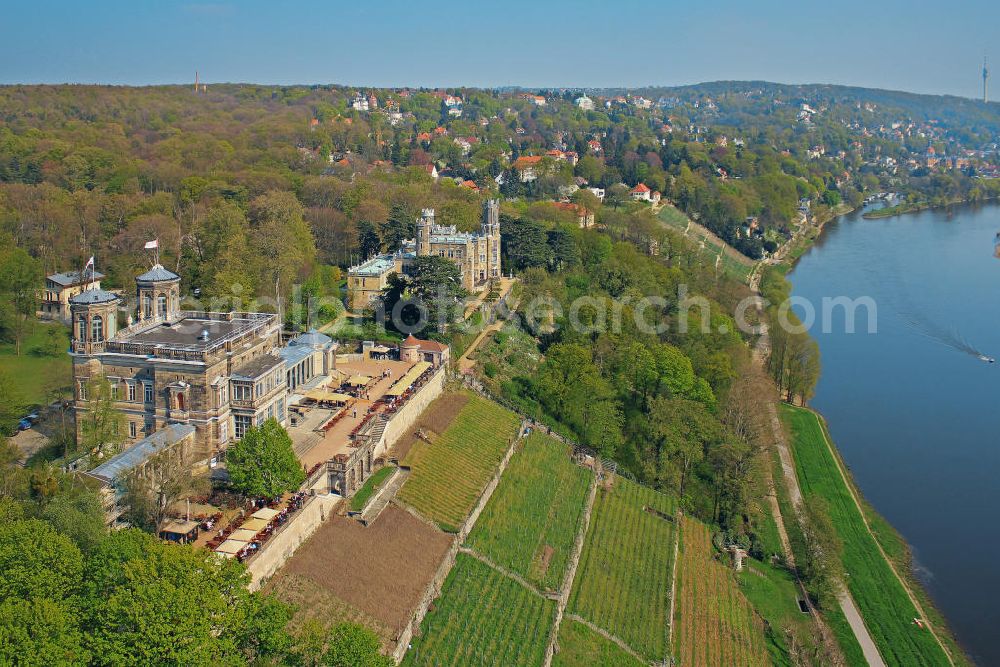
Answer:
781 405 952 667
0 322 72 429
739 559 815 666
466 432 592 591
348 465 395 512
552 618 644 667
397 393 520 530
568 475 677 661
403 552 554 666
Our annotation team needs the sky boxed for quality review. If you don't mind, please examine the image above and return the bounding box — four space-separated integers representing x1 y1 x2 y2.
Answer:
0 0 997 98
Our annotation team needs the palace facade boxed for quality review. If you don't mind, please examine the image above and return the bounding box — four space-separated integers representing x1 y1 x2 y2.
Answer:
70 265 289 465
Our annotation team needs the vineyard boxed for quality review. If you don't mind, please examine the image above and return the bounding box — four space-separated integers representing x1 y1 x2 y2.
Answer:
397 394 520 529
466 432 592 590
673 515 770 667
782 405 953 666
567 475 678 661
402 553 555 666
552 618 645 667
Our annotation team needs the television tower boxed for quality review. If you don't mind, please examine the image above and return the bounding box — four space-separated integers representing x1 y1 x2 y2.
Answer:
984 57 990 104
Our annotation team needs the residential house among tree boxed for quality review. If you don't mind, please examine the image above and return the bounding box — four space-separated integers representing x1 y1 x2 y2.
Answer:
41 269 106 321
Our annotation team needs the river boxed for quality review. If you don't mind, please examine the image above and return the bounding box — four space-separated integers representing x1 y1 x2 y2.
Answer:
787 202 1000 665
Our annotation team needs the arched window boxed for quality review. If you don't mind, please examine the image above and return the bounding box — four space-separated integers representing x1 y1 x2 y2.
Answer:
143 294 152 319
77 316 87 341
91 315 104 342
157 294 167 318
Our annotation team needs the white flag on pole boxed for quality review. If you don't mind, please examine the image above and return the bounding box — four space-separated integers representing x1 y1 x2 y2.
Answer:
84 256 94 270
144 239 159 250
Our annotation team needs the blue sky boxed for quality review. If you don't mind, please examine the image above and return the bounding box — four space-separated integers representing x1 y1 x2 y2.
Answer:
0 0 996 98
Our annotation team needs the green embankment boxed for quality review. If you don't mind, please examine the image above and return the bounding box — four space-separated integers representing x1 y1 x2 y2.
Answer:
348 465 394 511
781 404 954 667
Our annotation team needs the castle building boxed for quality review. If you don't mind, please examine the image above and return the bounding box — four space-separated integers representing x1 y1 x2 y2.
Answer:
347 199 502 311
69 265 287 465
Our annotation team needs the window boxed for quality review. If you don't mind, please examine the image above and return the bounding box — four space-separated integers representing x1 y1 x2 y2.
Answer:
127 382 136 402
277 397 285 423
144 383 153 404
129 422 137 438
143 294 152 319
77 316 87 341
156 294 167 318
111 383 119 400
91 315 103 342
267 404 274 421
219 419 229 444
255 412 266 427
234 414 251 439
232 383 251 402
78 381 88 401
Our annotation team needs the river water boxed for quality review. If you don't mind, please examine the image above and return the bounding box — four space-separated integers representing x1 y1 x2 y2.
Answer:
788 202 1000 665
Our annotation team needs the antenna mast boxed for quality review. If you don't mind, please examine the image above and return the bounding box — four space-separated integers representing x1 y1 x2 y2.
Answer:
984 57 990 104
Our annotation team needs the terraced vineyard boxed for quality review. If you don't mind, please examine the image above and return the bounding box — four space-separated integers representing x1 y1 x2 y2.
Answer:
568 476 678 661
402 553 554 666
673 516 769 667
553 618 645 667
466 432 592 590
397 393 520 530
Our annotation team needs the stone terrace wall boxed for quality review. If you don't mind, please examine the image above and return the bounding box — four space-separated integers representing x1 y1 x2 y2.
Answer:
374 366 446 460
245 493 341 591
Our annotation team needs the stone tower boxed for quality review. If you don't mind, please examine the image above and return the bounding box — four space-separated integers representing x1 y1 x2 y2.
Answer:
135 264 181 323
482 199 501 280
417 208 435 257
70 287 121 354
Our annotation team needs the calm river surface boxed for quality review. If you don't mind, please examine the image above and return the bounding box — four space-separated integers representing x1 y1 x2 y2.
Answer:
788 202 1000 665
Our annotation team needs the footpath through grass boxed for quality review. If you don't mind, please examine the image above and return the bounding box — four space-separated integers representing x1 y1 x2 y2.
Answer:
403 552 554 666
568 475 677 662
466 431 592 591
397 393 519 530
781 404 953 667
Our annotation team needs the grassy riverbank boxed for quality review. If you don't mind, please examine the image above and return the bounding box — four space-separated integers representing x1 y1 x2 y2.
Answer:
780 404 967 666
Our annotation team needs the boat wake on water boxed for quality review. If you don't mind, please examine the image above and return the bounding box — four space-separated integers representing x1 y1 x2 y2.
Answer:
899 312 994 362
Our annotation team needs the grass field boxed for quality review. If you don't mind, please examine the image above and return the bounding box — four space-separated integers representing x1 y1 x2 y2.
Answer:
568 475 677 661
397 393 520 530
673 516 770 667
0 321 71 409
552 618 644 667
781 404 952 666
403 552 554 666
739 559 815 666
349 465 394 512
466 432 591 591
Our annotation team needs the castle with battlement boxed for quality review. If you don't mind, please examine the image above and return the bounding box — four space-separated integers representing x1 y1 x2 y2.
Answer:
347 199 502 310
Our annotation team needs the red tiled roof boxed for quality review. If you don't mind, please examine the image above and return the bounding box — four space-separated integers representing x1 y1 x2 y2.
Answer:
631 183 651 193
513 155 543 169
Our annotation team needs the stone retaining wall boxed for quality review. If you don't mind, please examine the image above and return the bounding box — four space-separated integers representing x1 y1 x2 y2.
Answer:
245 493 341 591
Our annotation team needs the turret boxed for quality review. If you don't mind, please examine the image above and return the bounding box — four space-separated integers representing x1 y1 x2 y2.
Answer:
481 198 500 238
417 208 435 256
135 264 181 323
70 287 121 354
